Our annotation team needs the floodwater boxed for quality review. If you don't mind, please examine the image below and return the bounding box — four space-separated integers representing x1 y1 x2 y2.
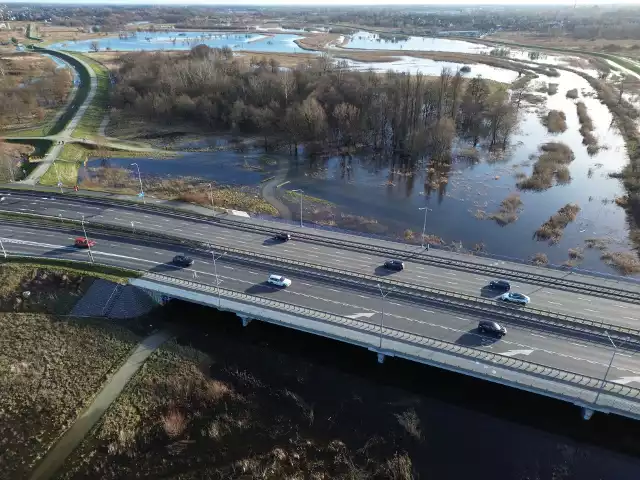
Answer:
341 55 519 83
49 31 305 54
80 67 633 275
344 31 491 54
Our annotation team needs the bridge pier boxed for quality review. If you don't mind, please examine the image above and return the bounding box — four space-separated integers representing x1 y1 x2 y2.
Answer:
238 315 252 327
581 407 594 421
377 353 385 364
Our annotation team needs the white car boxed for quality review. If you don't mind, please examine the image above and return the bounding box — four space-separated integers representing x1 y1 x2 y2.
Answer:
500 292 531 305
268 274 292 288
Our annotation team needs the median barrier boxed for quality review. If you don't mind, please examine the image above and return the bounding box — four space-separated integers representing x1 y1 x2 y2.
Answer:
2 186 639 302
2 211 640 346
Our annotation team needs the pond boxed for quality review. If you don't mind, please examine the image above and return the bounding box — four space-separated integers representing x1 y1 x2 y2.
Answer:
344 31 491 54
79 69 633 276
48 31 305 54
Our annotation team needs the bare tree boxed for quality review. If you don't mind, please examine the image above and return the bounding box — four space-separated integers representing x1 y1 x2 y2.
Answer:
89 40 100 52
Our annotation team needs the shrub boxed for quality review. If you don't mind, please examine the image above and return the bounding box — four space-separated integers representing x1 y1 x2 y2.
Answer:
486 193 523 226
601 251 640 275
542 110 567 133
517 142 575 191
566 88 579 99
535 203 581 243
531 253 549 265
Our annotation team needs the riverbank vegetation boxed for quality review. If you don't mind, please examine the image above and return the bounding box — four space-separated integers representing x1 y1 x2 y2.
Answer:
541 110 567 133
0 52 72 135
0 311 139 479
109 46 519 162
535 203 581 243
517 142 575 191
575 102 599 155
566 88 579 99
481 193 524 226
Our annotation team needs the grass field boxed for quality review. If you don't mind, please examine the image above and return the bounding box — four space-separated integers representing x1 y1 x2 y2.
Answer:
0 312 140 479
69 53 111 141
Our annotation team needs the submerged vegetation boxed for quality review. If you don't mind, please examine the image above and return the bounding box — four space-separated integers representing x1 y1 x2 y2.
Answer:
535 203 581 243
517 142 575 191
542 110 567 133
576 102 600 155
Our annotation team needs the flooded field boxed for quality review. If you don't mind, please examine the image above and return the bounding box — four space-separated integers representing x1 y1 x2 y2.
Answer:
344 31 491 53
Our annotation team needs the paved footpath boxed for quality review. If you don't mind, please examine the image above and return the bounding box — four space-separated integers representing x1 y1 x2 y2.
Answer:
29 330 171 480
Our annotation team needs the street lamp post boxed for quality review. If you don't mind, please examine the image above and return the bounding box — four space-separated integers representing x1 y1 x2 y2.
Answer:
53 162 63 194
207 183 215 213
594 331 625 406
291 189 303 227
418 206 431 250
131 162 145 204
209 244 226 307
81 215 94 263
377 284 389 350
0 238 6 258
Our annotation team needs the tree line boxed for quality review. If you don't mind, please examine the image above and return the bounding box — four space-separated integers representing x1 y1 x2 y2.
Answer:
111 46 518 161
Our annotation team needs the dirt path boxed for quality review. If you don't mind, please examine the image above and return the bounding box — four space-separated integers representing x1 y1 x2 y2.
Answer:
29 330 171 480
260 171 292 220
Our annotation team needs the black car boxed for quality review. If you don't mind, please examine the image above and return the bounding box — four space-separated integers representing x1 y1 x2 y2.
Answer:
383 259 405 271
172 255 194 267
489 280 511 291
478 321 507 337
274 232 291 242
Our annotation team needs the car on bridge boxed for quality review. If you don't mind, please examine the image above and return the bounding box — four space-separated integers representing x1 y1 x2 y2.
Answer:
500 292 530 305
172 255 194 268
268 274 292 287
383 259 405 271
489 279 511 291
478 320 507 338
274 232 291 242
74 237 95 248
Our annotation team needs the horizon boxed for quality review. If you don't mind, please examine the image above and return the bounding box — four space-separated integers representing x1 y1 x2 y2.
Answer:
2 0 640 6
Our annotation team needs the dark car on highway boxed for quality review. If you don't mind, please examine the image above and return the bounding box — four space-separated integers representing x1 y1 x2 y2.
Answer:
274 232 291 242
172 254 194 268
489 279 511 291
383 259 405 271
478 320 507 338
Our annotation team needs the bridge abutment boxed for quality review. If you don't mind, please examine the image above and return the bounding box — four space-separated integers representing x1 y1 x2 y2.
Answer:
581 407 595 421
238 315 252 327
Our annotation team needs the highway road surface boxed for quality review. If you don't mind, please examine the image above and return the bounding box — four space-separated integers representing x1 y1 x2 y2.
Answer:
1 192 639 329
3 222 640 390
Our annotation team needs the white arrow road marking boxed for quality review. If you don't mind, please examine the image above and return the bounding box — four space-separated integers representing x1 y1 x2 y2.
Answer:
346 312 376 319
501 349 535 357
612 376 640 385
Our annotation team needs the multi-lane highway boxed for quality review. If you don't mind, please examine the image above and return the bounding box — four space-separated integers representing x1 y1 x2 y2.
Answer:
1 191 639 328
3 220 640 391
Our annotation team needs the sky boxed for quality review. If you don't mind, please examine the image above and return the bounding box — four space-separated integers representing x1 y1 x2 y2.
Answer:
3 0 640 5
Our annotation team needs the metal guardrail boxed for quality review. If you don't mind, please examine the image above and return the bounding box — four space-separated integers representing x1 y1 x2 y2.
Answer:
3 187 639 301
142 272 640 410
5 251 640 417
3 213 640 346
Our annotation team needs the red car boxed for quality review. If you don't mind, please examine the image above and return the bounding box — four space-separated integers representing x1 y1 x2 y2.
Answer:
74 237 96 248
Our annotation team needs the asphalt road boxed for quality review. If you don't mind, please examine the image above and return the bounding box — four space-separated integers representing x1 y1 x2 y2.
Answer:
1 192 639 329
3 223 640 389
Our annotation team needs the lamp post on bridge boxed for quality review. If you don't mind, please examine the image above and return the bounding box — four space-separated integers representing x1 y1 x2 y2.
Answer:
209 244 226 308
594 331 628 407
81 215 94 263
291 189 303 228
376 283 389 354
418 206 432 250
131 162 145 204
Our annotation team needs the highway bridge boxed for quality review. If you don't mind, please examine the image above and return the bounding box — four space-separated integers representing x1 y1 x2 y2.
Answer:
1 189 640 420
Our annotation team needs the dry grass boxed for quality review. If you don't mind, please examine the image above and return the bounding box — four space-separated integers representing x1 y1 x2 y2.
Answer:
541 110 567 133
530 253 549 266
58 313 427 479
566 88 579 99
576 102 600 154
0 313 139 479
517 142 575 191
600 252 640 275
484 193 523 226
80 168 278 215
535 203 581 243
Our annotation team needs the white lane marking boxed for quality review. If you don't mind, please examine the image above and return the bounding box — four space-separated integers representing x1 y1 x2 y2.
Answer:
584 309 599 313
307 254 318 258
194 233 204 236
446 281 457 285
456 317 468 321
328 288 340 293
143 215 151 219
501 349 534 357
422 309 434 314
530 333 546 339
624 317 637 321
149 224 163 228
131 247 141 251
389 302 401 306
114 217 123 221
310 247 318 250
248 271 258 275
154 251 163 255
612 376 640 385
358 295 368 298
570 343 587 348
222 266 234 270
616 305 628 309
346 312 376 319
548 301 562 305
300 282 311 286
618 353 633 358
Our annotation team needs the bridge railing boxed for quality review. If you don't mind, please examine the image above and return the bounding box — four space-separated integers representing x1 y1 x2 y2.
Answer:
142 271 640 418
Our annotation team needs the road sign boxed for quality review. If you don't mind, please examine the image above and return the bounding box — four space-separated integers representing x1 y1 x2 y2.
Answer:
138 192 145 198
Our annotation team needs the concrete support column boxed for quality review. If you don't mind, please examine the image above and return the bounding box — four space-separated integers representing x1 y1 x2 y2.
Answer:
377 352 385 364
238 315 252 327
581 407 594 421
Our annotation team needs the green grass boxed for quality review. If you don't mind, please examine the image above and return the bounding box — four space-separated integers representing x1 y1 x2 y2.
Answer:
40 160 81 186
70 53 111 140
